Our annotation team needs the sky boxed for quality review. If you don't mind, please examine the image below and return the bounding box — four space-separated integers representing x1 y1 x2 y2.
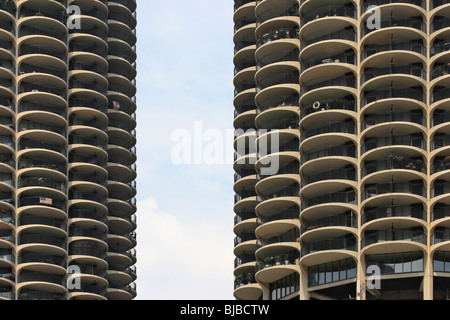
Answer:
134 0 236 300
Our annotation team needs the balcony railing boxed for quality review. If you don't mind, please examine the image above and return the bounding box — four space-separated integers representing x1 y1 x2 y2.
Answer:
362 227 426 248
362 157 426 177
361 0 425 11
361 17 425 38
432 206 450 221
18 290 65 301
301 235 357 256
256 72 299 92
301 166 356 187
258 185 299 202
361 87 426 106
19 233 66 248
301 98 356 117
362 181 426 201
257 3 299 25
362 110 425 130
431 16 450 33
256 94 299 114
19 196 65 211
301 51 356 72
256 28 299 48
301 28 356 49
257 49 299 70
431 0 447 9
361 134 426 154
19 177 66 192
255 253 298 272
361 40 425 61
361 64 426 84
432 134 450 150
301 121 356 140
301 212 357 234
362 205 426 225
258 207 299 224
300 74 356 95
301 190 356 210
18 271 65 286
432 181 450 198
301 5 356 26
301 143 356 165
19 214 66 229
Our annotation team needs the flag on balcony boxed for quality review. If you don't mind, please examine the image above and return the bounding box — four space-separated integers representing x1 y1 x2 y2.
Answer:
113 101 120 110
39 197 52 205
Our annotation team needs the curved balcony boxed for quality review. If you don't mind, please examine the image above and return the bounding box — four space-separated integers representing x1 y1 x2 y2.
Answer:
18 289 65 300
361 63 426 85
361 86 426 108
361 227 426 249
18 231 67 250
69 239 107 260
301 4 356 27
362 109 425 132
18 249 66 269
19 137 66 156
300 72 356 96
301 141 356 166
18 212 66 230
360 3 426 39
301 26 356 51
361 133 426 155
18 196 66 212
301 165 356 188
300 234 357 257
362 205 427 226
362 180 426 202
362 156 426 178
301 44 356 74
361 38 426 63
301 188 356 211
257 27 299 49
301 119 356 142
301 211 357 235
68 279 108 300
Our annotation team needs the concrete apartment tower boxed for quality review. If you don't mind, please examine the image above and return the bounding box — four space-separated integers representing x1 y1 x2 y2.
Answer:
233 0 450 300
0 0 137 300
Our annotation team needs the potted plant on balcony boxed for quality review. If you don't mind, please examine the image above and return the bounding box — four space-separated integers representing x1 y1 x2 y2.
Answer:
283 254 290 265
245 273 254 284
235 274 244 287
264 257 272 268
445 156 450 169
275 256 282 266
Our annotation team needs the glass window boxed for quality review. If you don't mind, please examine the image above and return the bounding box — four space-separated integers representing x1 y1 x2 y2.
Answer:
412 257 423 272
434 255 444 272
394 253 403 274
309 266 318 287
347 259 356 279
333 261 340 282
340 260 347 280
325 263 332 283
403 252 412 272
318 264 325 285
444 256 450 272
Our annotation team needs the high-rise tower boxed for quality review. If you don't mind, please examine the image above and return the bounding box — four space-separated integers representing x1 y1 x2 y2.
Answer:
0 0 137 300
233 0 450 300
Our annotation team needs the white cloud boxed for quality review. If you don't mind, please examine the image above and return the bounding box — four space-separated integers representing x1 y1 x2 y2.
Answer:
135 197 235 300
133 0 236 300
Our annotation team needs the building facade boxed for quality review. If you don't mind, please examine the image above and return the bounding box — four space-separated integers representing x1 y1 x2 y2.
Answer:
233 0 450 300
0 0 137 300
